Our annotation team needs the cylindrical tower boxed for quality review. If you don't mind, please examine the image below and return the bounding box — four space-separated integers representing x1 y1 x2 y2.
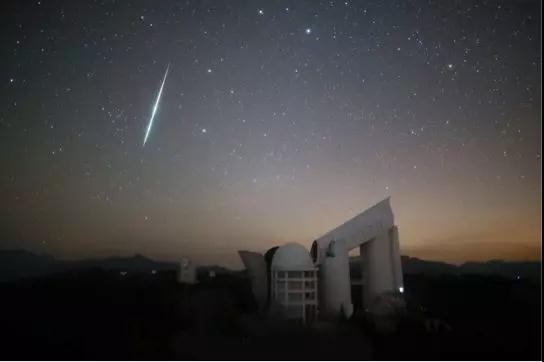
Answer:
315 239 353 318
360 227 403 307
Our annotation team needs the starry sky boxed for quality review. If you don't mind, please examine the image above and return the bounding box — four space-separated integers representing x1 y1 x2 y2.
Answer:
0 0 541 268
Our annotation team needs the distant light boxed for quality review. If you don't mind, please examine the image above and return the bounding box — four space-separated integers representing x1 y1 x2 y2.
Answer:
151 270 157 274
399 286 404 293
305 28 312 35
258 9 264 15
201 128 207 133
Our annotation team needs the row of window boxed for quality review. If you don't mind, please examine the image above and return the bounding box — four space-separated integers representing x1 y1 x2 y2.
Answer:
274 271 316 278
276 280 316 290
275 291 316 301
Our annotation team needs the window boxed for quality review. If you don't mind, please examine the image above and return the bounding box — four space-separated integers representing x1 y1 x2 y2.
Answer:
288 293 303 302
287 281 302 289
287 271 302 278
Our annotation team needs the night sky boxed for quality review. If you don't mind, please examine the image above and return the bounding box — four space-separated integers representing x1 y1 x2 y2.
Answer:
1 0 541 268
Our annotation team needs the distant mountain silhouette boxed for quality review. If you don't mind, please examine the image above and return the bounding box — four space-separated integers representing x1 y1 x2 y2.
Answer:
0 249 541 282
348 255 541 281
0 249 178 282
0 249 62 281
74 253 178 272
196 265 235 280
459 259 541 280
401 256 541 281
401 256 459 275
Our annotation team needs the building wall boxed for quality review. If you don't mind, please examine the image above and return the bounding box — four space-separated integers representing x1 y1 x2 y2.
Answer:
271 269 318 323
319 239 353 318
238 251 268 310
360 226 403 307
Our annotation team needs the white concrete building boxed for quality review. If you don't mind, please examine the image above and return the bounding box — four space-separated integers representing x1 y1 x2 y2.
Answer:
269 243 318 323
312 198 404 317
239 197 404 322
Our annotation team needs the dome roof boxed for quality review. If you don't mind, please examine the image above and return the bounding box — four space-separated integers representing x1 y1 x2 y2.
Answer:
271 242 314 271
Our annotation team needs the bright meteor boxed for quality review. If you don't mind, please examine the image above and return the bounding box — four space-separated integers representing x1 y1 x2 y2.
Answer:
143 63 170 146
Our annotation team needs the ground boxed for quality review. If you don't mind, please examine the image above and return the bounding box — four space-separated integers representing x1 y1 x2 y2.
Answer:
0 270 540 360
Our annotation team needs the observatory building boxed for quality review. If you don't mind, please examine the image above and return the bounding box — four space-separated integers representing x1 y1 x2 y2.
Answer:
269 243 318 323
239 197 404 322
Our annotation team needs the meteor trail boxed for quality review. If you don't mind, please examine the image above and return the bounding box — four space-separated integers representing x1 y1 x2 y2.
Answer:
143 63 170 146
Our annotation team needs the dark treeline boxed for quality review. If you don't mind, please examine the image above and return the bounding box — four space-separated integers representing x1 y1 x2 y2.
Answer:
0 267 540 360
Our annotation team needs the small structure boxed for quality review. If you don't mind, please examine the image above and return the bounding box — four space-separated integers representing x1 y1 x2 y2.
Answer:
178 257 196 284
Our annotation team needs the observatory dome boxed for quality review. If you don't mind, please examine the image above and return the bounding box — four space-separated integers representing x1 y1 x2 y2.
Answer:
271 242 314 271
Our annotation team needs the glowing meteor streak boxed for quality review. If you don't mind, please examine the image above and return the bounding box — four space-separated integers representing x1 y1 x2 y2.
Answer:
143 63 170 146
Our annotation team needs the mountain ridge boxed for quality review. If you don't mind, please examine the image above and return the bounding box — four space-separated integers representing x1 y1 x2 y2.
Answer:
0 249 541 282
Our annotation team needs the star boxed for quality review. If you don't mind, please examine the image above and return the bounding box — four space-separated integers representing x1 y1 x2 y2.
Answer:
0 0 539 278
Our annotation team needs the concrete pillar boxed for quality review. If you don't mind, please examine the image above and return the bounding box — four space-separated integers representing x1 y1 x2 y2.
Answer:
361 227 400 307
320 239 353 318
390 226 404 291
238 251 268 311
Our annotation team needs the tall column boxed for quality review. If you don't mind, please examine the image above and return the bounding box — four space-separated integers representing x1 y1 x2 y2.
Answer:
361 227 399 307
390 226 404 291
359 244 367 308
320 240 353 318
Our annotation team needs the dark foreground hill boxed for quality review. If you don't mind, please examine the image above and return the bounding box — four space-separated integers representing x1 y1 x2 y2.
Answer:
0 252 540 360
402 256 541 280
348 254 541 281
